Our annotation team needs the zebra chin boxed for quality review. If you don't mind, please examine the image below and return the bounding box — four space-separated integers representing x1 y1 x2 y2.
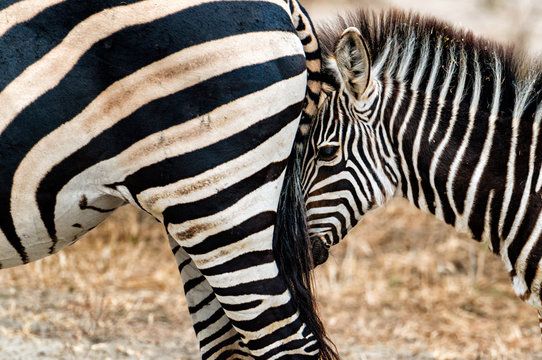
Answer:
310 235 330 267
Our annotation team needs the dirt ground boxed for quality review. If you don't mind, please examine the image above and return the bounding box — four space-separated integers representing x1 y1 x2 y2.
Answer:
2 0 542 359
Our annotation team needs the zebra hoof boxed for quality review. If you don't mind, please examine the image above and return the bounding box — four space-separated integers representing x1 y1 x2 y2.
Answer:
310 236 329 267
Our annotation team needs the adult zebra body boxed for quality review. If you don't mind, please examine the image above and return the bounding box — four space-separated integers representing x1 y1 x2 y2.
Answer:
0 1 336 359
302 9 542 332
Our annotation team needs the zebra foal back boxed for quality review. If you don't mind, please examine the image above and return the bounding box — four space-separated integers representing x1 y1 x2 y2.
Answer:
0 1 337 359
302 8 542 335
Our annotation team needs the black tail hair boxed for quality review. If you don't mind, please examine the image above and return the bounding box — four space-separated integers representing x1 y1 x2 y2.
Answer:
273 144 339 360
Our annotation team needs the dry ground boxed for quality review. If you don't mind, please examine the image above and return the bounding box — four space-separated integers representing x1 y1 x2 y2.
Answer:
2 0 542 359
1 202 542 359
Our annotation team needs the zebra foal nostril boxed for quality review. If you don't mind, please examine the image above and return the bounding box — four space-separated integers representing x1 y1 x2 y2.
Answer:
310 236 330 267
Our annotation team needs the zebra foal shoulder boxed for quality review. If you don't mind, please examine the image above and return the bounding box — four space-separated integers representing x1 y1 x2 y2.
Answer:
302 8 542 335
0 1 336 359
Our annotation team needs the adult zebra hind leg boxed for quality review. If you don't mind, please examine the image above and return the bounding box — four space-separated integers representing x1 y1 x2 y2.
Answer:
169 237 251 359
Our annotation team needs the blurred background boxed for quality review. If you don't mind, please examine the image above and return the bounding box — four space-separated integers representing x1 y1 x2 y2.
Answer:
1 0 542 359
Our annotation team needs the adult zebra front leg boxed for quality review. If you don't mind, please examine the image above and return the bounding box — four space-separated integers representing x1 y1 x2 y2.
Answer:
170 239 250 359
162 133 320 358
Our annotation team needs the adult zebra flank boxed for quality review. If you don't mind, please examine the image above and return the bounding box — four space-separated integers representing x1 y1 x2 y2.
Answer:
0 1 338 359
302 8 542 334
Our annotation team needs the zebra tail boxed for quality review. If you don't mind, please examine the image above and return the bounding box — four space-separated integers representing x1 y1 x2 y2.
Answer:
273 146 339 360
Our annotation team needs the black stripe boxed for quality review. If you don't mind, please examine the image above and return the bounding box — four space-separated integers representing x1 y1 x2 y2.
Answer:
0 0 142 92
203 334 244 360
231 301 298 332
177 258 191 273
200 250 274 277
295 15 305 31
502 111 534 240
188 292 216 314
213 277 287 297
182 212 275 256
221 299 262 313
518 211 542 290
301 36 312 45
183 275 206 294
304 49 320 61
0 0 23 12
163 159 287 226
199 320 234 349
193 306 227 334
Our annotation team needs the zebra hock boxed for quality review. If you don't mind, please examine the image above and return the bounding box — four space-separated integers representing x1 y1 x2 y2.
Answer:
0 1 337 359
302 9 542 334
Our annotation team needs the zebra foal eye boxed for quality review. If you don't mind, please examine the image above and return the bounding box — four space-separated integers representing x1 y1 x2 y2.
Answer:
317 145 340 161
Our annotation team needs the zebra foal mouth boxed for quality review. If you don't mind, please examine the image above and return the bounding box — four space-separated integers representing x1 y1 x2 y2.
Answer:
310 235 330 267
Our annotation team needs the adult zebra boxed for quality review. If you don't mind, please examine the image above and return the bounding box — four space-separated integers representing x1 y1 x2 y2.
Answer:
0 0 337 359
302 9 542 332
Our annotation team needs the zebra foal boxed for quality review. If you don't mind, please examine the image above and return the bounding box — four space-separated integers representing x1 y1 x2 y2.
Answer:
0 0 337 358
302 9 542 334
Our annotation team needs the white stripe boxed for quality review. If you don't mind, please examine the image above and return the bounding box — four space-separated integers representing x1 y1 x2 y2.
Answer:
253 319 318 358
502 103 542 254
514 211 542 288
498 75 536 238
193 228 274 270
11 31 305 246
428 46 457 142
0 0 67 38
371 40 392 77
221 290 291 322
430 50 467 220
398 38 430 202
207 262 279 290
388 36 415 135
481 190 495 248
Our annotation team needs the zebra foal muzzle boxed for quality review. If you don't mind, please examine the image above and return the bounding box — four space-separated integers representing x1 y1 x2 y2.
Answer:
310 234 330 267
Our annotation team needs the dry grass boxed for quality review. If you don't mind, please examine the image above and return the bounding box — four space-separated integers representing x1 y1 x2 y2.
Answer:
1 201 541 359
315 199 542 359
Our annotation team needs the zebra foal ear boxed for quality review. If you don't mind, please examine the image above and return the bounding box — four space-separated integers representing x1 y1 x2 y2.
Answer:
331 27 372 100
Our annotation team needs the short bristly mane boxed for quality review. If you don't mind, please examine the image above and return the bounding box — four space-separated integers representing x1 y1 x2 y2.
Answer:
318 8 542 102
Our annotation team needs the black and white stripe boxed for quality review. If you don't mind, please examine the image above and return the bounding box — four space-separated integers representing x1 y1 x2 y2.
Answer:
0 1 336 359
302 9 542 332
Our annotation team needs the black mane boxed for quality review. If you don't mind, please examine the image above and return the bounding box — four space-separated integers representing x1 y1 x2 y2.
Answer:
319 8 542 87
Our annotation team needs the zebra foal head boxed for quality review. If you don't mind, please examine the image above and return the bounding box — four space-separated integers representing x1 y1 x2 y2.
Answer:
302 25 399 265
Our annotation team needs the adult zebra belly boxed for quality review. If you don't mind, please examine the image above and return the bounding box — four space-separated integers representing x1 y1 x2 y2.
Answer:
0 0 307 268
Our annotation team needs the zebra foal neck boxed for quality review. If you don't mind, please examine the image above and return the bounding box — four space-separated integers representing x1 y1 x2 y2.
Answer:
303 8 542 326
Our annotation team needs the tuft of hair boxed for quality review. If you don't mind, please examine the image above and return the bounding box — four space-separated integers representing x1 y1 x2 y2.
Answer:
273 144 339 360
317 8 542 97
